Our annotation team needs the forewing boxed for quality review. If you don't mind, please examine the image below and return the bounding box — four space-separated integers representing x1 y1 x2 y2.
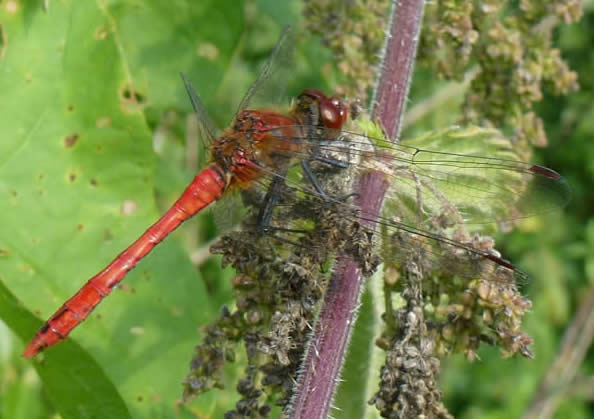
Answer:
181 73 219 167
235 26 295 114
387 127 569 229
319 126 570 233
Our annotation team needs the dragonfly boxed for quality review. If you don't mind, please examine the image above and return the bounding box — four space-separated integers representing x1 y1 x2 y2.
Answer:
23 27 570 359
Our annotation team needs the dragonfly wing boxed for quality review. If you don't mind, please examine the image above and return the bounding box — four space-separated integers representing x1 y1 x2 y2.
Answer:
181 73 219 167
235 26 295 114
211 192 252 234
319 126 570 231
398 127 569 227
248 130 528 285
372 213 526 283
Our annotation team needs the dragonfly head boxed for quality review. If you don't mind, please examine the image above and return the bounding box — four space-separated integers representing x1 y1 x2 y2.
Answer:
295 89 348 130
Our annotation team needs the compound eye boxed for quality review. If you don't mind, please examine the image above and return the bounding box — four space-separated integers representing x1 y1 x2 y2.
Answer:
329 96 348 125
320 96 348 129
320 100 342 129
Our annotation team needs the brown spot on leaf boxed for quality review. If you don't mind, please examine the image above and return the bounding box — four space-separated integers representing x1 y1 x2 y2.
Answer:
137 396 144 402
19 263 34 274
0 248 10 257
68 173 77 183
94 24 109 40
120 83 147 112
64 133 79 148
118 283 132 293
121 86 145 103
96 116 111 128
77 224 84 231
67 104 74 112
90 178 98 187
171 305 183 317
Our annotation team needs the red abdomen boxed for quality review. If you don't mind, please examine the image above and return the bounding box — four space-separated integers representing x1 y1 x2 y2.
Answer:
23 165 227 358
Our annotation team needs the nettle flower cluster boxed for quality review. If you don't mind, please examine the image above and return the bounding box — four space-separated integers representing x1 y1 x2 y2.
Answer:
419 0 581 153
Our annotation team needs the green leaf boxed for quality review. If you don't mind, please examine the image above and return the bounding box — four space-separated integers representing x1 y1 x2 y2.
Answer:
106 0 244 110
0 1 242 417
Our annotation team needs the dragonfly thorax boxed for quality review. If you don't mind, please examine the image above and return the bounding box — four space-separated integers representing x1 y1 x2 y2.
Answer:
214 110 305 187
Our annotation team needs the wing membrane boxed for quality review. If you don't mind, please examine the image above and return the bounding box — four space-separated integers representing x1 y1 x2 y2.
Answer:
275 126 570 230
236 26 295 114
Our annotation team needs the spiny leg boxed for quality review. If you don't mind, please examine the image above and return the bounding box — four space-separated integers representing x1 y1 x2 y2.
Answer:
257 155 352 232
256 171 287 232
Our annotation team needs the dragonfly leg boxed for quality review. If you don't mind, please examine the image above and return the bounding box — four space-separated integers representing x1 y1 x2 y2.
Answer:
310 155 348 169
302 158 358 203
262 226 309 247
258 156 353 232
301 159 329 199
256 173 286 232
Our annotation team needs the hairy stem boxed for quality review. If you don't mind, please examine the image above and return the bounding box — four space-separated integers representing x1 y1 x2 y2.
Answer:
288 1 425 417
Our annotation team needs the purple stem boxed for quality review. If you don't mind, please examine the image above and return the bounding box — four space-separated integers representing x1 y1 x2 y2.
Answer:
372 0 425 140
288 0 425 418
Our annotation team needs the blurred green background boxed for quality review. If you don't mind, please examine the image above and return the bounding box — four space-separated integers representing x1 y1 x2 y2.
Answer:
0 1 592 418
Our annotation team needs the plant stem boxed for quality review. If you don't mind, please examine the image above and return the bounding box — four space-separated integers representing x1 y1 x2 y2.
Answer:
371 0 425 141
288 1 425 417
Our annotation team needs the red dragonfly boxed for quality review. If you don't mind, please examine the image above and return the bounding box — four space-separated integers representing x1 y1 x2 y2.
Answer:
23 28 569 359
